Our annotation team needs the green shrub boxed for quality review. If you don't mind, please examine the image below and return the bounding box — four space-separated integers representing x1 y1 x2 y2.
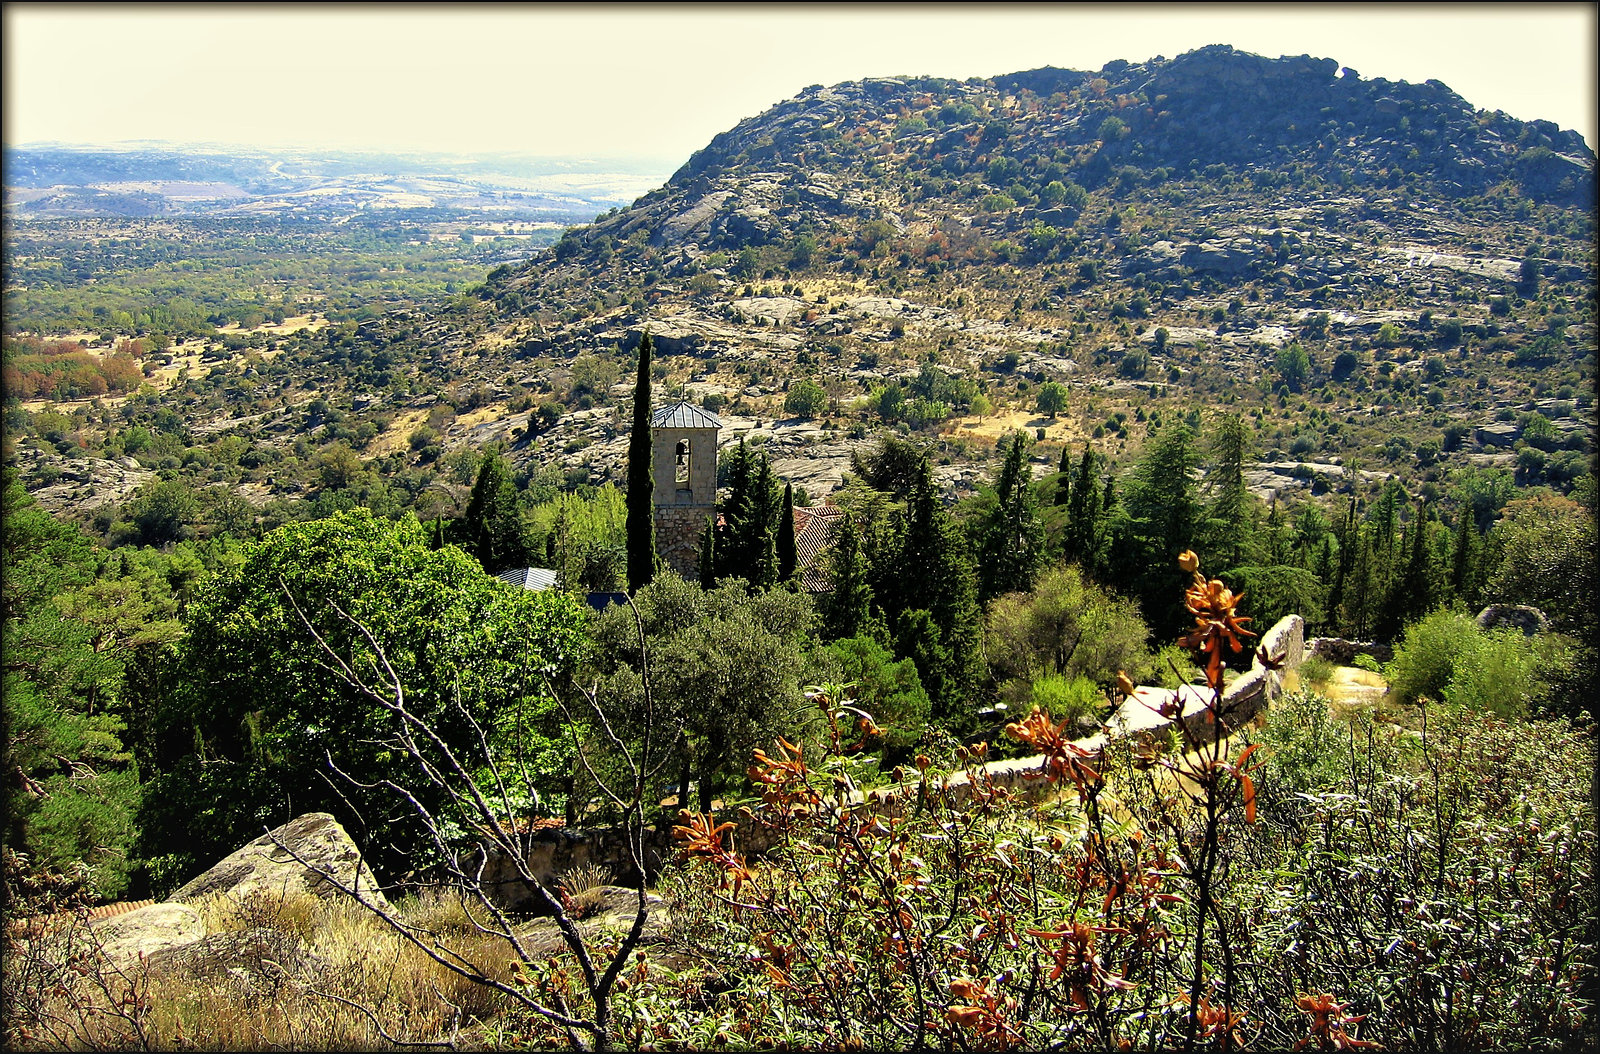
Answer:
1388 608 1542 718
1444 629 1537 718
1148 643 1201 688
1352 652 1383 674
1385 608 1481 705
1296 654 1335 689
1028 672 1105 727
1254 689 1347 817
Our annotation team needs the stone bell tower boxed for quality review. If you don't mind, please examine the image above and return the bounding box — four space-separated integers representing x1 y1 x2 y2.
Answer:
651 401 722 576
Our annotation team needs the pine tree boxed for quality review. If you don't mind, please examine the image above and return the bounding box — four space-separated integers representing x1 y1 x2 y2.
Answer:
625 331 656 593
464 449 526 575
777 483 797 584
977 431 1045 601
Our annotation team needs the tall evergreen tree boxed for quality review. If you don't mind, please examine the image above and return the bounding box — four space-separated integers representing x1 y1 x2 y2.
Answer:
977 431 1046 601
1383 502 1441 637
625 331 656 593
1344 526 1379 640
823 513 881 642
698 516 717 589
1054 444 1073 507
1326 497 1358 634
1122 422 1202 636
895 461 983 725
716 440 780 589
748 456 781 590
777 483 798 584
1200 412 1261 570
716 439 755 579
1061 445 1104 570
1449 507 1482 606
464 448 526 575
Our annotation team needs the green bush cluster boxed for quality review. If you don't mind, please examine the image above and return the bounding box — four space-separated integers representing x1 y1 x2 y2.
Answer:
1385 607 1546 717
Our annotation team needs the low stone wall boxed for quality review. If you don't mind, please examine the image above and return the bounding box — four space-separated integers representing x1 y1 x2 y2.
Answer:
480 615 1307 910
1308 636 1393 665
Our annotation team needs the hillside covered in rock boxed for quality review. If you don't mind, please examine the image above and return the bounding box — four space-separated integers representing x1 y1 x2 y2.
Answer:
13 45 1595 519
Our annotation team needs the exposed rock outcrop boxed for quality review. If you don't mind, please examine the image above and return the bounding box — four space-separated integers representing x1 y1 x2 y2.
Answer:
1475 604 1549 636
88 902 206 967
144 926 330 994
168 812 390 912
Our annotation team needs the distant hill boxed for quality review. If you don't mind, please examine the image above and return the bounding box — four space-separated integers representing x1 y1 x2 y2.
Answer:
2 144 671 221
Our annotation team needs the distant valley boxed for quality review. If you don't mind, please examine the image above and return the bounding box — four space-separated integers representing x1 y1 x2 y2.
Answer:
2 143 673 223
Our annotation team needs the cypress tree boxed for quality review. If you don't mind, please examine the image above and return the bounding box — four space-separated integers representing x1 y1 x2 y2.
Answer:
1062 445 1103 569
1387 502 1439 634
777 482 797 584
749 455 780 589
1450 508 1481 606
698 516 717 588
716 439 753 579
1200 412 1260 570
823 513 880 641
1123 422 1202 636
625 332 656 593
895 460 982 724
1054 444 1073 507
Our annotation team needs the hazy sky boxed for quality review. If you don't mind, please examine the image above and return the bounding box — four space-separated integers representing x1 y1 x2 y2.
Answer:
5 4 1596 166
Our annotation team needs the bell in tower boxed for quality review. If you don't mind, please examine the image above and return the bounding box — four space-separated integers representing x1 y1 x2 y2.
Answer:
650 401 723 575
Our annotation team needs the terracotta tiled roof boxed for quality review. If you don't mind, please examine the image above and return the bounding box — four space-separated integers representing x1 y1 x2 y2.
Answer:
793 505 847 593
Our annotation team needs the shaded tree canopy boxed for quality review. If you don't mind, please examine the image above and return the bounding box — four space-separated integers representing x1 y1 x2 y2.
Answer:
143 510 589 888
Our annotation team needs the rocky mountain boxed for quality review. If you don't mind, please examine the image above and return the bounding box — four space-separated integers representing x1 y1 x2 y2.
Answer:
13 46 1595 520
447 45 1592 495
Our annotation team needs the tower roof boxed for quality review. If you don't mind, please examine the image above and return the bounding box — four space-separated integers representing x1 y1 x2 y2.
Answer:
651 401 722 430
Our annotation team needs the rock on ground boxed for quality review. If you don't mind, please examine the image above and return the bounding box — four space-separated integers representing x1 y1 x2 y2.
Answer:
168 812 390 912
88 902 206 967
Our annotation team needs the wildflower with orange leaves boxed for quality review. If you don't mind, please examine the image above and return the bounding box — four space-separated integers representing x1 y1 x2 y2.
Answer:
1293 992 1382 1050
671 810 752 898
1176 549 1255 691
1003 706 1102 801
945 976 1025 1050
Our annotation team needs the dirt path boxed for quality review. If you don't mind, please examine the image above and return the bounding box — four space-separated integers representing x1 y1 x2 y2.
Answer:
1316 667 1390 716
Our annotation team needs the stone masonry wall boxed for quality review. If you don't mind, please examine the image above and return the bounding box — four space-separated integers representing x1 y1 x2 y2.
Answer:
655 505 708 578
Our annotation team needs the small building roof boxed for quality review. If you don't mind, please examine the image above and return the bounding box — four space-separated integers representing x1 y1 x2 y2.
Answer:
651 401 723 430
496 566 560 591
793 504 847 593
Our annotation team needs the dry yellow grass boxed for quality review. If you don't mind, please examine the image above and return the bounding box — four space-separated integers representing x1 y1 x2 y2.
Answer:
948 408 1078 444
364 409 431 458
5 887 527 1051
